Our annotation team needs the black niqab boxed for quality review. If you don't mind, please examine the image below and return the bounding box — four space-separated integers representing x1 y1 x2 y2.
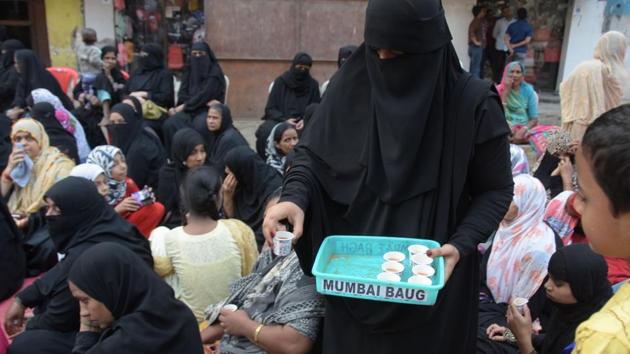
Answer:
31 102 80 163
1 39 24 70
68 242 203 354
224 146 282 233
14 49 73 110
126 44 174 108
0 114 11 172
0 197 25 301
337 45 357 68
110 102 143 154
189 42 225 94
541 244 612 354
45 177 152 265
280 52 314 96
137 43 164 73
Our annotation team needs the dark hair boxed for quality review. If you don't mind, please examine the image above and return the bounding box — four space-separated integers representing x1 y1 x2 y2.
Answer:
82 28 97 44
517 8 527 20
182 166 222 219
273 122 295 143
472 5 485 17
101 45 116 59
582 104 630 216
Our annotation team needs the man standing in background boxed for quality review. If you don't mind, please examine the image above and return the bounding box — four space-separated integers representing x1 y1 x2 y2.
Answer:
468 5 487 78
504 8 533 66
491 6 515 83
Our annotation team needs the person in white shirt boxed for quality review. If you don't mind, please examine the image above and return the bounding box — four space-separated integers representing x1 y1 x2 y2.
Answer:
491 6 515 83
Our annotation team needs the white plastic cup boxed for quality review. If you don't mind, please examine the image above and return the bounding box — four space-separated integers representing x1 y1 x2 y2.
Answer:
407 275 432 285
383 251 406 263
411 252 433 266
407 244 429 260
222 304 238 312
513 297 528 315
273 231 295 256
377 272 401 282
412 264 435 278
381 261 404 275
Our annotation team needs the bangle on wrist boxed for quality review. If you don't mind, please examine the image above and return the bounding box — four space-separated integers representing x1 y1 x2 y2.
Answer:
254 324 264 343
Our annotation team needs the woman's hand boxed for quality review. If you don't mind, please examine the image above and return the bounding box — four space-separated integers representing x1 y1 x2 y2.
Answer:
7 147 25 172
263 201 304 247
114 197 140 214
4 299 26 337
507 303 534 349
486 323 508 342
6 107 24 121
427 244 460 283
130 91 148 99
222 173 238 198
218 309 256 338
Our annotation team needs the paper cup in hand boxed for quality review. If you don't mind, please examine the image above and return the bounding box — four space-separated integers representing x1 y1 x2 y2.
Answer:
512 297 528 315
273 231 295 256
222 304 238 312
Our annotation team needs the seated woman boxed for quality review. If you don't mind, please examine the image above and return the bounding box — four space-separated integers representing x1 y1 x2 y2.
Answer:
194 102 248 174
108 102 166 190
477 174 559 354
31 102 80 163
0 197 25 302
151 166 258 322
200 190 325 354
87 145 164 238
223 146 283 248
4 177 152 354
496 61 539 144
320 44 357 95
485 244 612 354
30 88 91 162
265 122 299 175
7 49 73 120
0 39 24 112
68 242 202 354
255 52 321 157
73 46 127 147
0 118 74 229
509 144 530 177
69 163 110 200
157 128 207 228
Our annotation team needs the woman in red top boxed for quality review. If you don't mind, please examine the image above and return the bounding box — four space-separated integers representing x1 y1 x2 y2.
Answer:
87 145 164 237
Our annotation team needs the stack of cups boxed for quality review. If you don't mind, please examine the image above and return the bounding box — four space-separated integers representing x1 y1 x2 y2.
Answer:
407 244 433 285
378 251 406 282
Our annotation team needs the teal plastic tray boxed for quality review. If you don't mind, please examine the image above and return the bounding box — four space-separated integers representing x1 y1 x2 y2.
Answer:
312 235 445 305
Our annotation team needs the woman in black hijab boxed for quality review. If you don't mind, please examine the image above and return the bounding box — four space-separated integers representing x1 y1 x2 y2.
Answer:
194 102 248 174
321 45 358 95
0 113 11 172
223 146 282 248
109 102 166 189
492 244 613 354
30 102 80 163
0 39 24 112
254 52 320 157
262 0 513 353
5 177 152 354
68 242 203 354
157 128 207 227
125 43 174 109
0 197 25 302
9 49 73 117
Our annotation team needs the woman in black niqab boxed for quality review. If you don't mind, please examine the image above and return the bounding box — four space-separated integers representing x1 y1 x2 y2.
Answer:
254 52 321 157
109 102 166 189
264 0 514 353
31 101 80 163
0 39 24 111
0 197 25 301
68 242 203 354
176 41 226 116
337 45 357 68
7 177 152 354
125 43 174 109
224 146 282 248
194 102 248 173
11 49 73 110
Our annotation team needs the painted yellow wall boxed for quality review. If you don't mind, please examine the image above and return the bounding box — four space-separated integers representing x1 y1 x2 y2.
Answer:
45 0 83 67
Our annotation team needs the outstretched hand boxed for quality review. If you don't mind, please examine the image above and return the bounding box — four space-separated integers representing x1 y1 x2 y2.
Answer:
262 201 304 247
427 244 460 283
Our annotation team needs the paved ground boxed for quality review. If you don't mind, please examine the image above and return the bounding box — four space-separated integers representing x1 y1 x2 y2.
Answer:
234 91 562 149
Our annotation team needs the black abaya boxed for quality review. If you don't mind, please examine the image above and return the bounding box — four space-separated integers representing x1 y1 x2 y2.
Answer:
12 49 73 110
126 43 174 108
10 177 152 354
31 102 80 163
109 102 166 189
0 197 25 301
68 242 203 354
0 39 24 112
0 113 12 172
224 146 282 247
177 42 226 116
277 1 513 353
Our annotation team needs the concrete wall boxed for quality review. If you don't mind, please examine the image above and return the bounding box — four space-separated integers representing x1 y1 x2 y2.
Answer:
444 0 477 71
559 0 630 97
45 0 83 67
84 0 115 43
